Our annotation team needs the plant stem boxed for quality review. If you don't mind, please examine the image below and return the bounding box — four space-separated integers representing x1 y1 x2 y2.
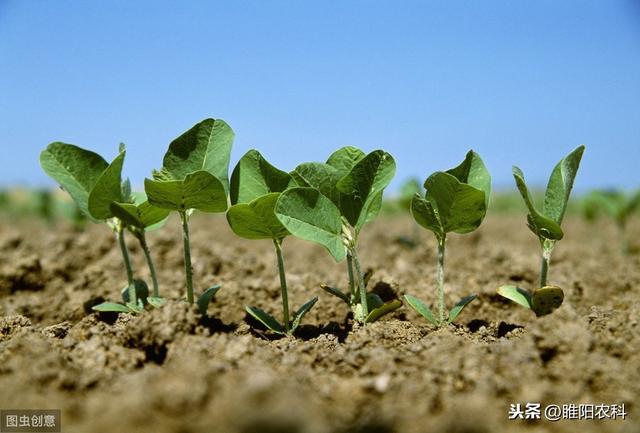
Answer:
273 239 290 334
540 246 552 287
180 211 194 304
138 233 159 297
116 226 136 304
436 236 446 326
618 223 629 255
346 251 356 301
351 247 368 322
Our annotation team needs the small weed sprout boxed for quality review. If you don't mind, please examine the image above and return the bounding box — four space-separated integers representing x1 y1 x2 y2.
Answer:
275 147 401 325
583 189 640 254
403 151 491 327
497 145 585 316
145 118 233 313
226 150 317 335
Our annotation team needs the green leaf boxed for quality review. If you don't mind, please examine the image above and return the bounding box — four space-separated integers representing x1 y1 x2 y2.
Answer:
496 285 533 309
110 200 170 230
404 294 438 326
365 299 402 323
512 166 564 240
147 296 166 308
446 150 491 207
411 194 443 239
121 279 150 304
448 294 477 323
423 171 487 235
326 146 366 177
227 193 290 240
275 187 346 262
290 297 318 333
531 286 564 317
197 285 221 315
336 150 396 229
92 302 131 313
320 284 350 304
160 118 234 192
145 170 228 213
87 148 126 220
230 149 294 204
291 162 342 204
366 293 384 311
245 305 285 334
40 142 109 221
543 145 585 225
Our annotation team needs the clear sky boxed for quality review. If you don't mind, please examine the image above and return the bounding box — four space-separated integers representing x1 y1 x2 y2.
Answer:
1 0 639 192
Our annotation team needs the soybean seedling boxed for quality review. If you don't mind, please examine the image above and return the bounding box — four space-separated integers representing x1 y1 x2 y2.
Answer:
497 145 585 316
275 147 401 325
403 151 491 327
583 189 640 255
40 143 154 313
145 118 233 313
226 150 317 335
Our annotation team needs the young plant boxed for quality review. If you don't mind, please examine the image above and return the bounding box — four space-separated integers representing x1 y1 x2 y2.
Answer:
275 147 401 325
583 189 640 254
403 150 491 327
226 150 317 335
40 142 155 313
497 145 585 316
144 118 233 313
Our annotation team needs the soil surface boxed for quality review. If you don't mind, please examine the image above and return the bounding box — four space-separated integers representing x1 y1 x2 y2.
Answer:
1 213 638 433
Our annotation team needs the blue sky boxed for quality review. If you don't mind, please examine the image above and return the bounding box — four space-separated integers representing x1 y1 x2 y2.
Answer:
1 0 639 192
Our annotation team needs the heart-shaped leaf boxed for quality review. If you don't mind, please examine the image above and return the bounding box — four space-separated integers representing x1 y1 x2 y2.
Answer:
404 294 438 326
365 299 402 323
543 145 585 225
40 142 109 221
245 305 285 334
197 285 221 315
230 149 294 204
496 285 533 309
87 147 126 220
448 294 477 323
291 162 342 204
290 297 318 333
275 187 346 262
446 150 491 207
160 118 234 192
227 193 289 240
531 285 564 316
110 200 170 230
145 170 228 213
326 146 366 177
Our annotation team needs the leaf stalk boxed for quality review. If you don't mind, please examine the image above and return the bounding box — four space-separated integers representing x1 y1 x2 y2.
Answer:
273 239 291 334
180 211 194 304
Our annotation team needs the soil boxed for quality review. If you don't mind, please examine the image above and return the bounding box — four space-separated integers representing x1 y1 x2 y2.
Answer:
0 213 638 433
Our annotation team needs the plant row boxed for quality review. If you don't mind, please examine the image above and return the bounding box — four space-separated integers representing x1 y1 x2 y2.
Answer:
40 118 587 335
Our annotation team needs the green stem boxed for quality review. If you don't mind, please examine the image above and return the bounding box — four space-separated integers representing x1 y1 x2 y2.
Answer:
351 248 368 322
274 239 290 334
540 246 552 287
138 233 159 297
346 251 356 302
436 236 446 326
618 223 628 255
116 226 136 304
180 211 194 304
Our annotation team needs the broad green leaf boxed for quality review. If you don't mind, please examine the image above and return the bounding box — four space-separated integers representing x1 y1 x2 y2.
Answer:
361 191 383 229
290 297 318 332
110 201 170 230
404 294 438 326
531 286 564 317
365 299 402 323
496 285 532 309
145 170 228 213
87 148 125 220
320 284 350 304
512 166 564 240
423 171 487 234
336 150 396 228
543 145 585 225
448 294 477 323
446 150 491 207
291 162 342 204
227 193 289 240
245 305 285 334
92 302 131 313
411 194 443 238
40 142 108 220
326 146 366 177
275 187 346 262
230 149 294 204
160 118 234 192
197 285 221 315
